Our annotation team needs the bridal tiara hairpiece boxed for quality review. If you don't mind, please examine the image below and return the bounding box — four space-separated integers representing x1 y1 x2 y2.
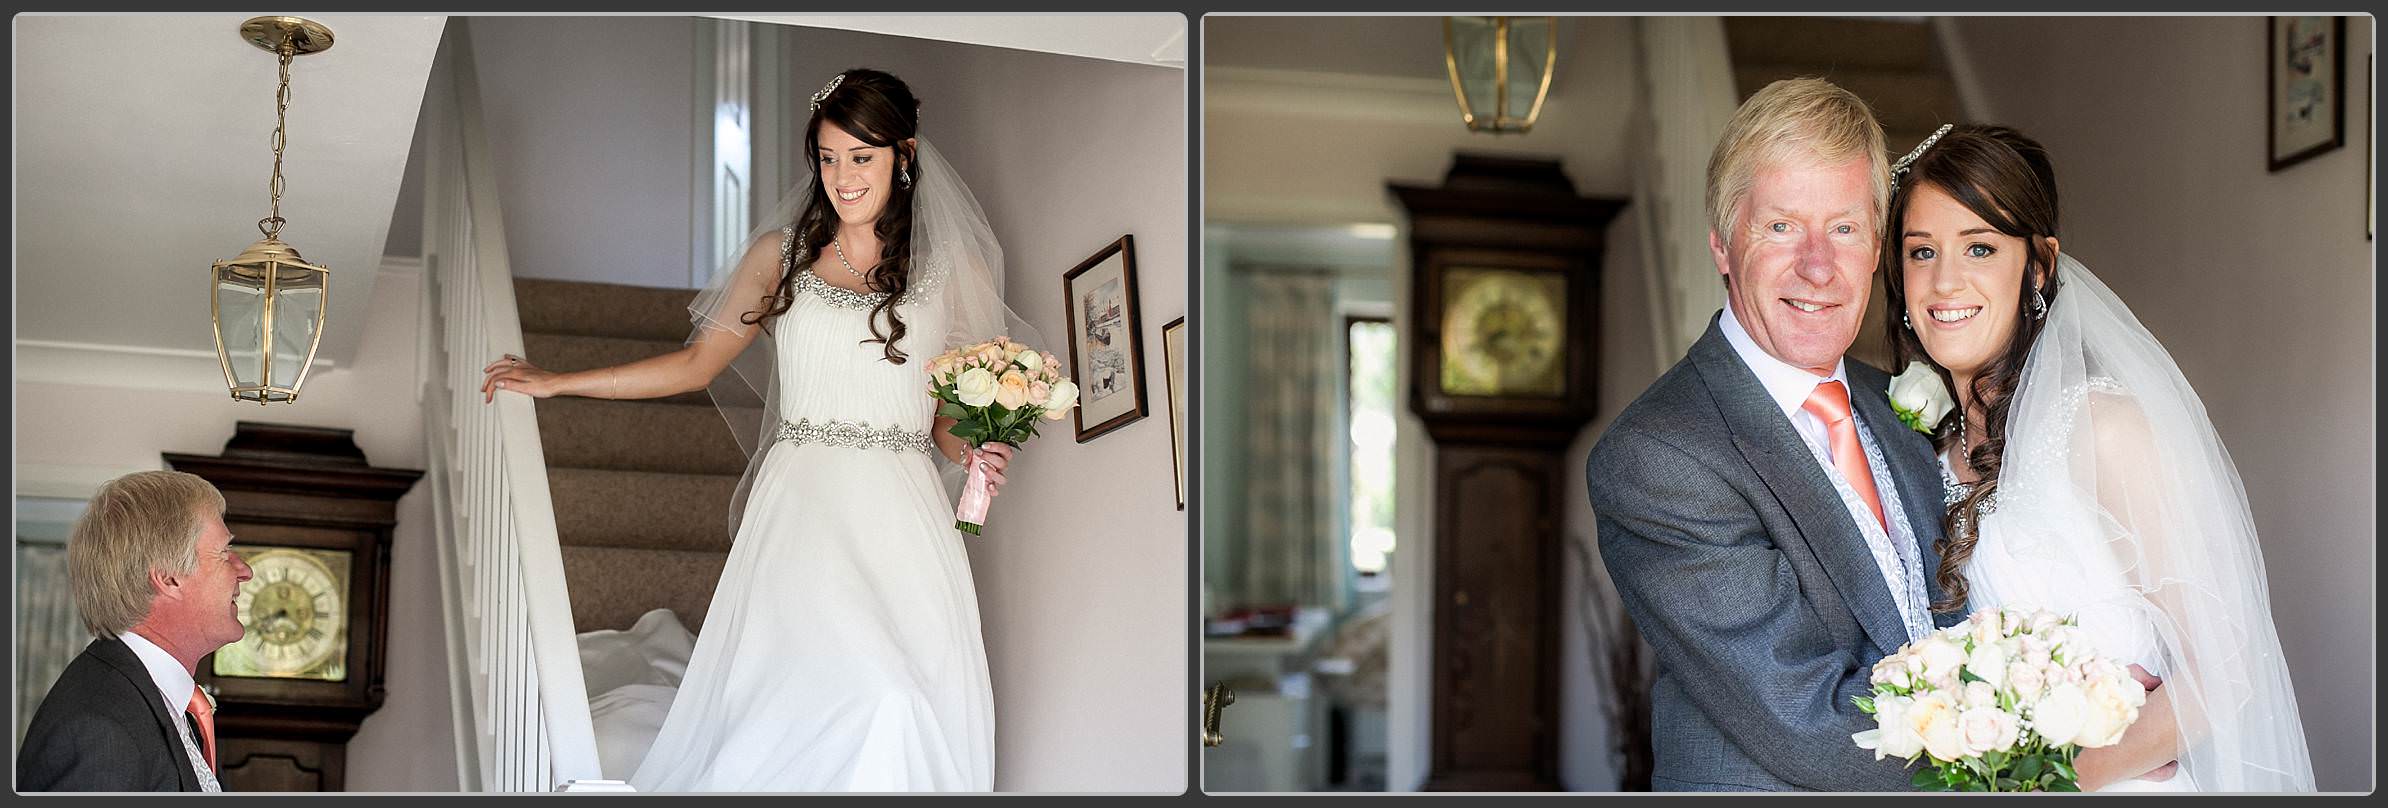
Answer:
809 73 844 112
1890 123 1956 192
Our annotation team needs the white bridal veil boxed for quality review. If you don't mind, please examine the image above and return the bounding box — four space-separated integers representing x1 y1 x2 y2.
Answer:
1996 254 2315 791
683 135 1041 536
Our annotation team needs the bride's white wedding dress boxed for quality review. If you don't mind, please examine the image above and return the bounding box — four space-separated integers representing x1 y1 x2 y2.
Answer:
619 258 993 791
577 137 1025 792
1937 255 2314 792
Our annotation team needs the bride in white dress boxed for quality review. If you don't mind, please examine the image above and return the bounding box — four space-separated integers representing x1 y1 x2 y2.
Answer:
480 69 1030 791
1881 124 2314 792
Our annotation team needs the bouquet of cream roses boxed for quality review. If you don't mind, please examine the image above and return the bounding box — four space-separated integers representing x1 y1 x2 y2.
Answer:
1853 607 2145 791
928 337 1078 535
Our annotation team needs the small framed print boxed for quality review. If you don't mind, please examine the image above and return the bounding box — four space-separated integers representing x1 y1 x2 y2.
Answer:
2269 15 2346 172
1062 235 1148 442
1162 316 1188 510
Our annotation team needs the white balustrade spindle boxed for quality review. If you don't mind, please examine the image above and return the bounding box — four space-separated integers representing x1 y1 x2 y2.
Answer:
415 22 619 793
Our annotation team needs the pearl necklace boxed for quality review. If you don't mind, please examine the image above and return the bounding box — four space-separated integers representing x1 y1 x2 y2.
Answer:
831 235 872 282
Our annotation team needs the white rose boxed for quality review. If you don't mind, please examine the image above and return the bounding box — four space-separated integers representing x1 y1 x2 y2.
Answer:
1911 694 1968 763
1965 642 2009 690
954 367 999 408
2073 675 2146 748
2018 634 2055 670
2001 606 2035 632
1871 655 1914 690
2005 659 2048 701
1040 380 1079 420
2028 609 2064 636
2030 682 2090 747
1887 361 1955 432
1017 349 1043 373
2046 625 2091 664
1968 609 2006 648
1916 635 1967 685
1958 706 2023 756
1860 695 1925 760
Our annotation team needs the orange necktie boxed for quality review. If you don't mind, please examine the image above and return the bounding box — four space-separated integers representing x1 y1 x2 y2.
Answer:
1802 380 1888 533
187 685 216 772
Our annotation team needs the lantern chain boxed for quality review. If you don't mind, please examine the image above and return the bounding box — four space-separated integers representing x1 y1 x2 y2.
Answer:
259 41 294 239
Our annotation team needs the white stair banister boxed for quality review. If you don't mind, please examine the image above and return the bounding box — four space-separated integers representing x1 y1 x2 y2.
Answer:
417 20 610 792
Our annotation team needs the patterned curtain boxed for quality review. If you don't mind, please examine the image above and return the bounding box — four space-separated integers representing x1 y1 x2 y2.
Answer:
16 539 86 745
1239 271 1346 610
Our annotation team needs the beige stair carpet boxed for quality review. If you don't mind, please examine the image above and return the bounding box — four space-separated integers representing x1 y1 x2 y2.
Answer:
516 278 744 633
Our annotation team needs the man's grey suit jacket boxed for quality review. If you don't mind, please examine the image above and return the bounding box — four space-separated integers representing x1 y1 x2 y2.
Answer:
1588 317 1959 791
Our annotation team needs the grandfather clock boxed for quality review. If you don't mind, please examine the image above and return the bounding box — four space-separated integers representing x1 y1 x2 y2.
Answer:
1390 155 1625 791
165 422 421 792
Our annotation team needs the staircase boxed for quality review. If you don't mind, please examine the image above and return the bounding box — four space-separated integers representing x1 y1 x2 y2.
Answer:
514 278 745 633
1723 16 1967 154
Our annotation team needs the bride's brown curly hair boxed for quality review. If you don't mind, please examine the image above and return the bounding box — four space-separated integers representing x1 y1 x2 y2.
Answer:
741 68 921 364
1879 125 2063 613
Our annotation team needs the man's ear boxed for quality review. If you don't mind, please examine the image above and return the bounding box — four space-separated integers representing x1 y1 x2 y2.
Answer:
1710 229 1733 285
149 567 179 602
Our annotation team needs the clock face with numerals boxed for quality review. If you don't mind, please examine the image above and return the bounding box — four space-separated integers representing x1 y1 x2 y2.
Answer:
214 547 349 681
1440 267 1568 398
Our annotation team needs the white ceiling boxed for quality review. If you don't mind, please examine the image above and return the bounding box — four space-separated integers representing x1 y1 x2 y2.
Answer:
723 14 1187 67
14 14 447 367
13 13 1176 375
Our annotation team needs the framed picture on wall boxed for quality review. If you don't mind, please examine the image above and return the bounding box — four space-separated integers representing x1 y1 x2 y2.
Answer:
1062 235 1148 442
1162 316 1187 510
2269 15 2346 171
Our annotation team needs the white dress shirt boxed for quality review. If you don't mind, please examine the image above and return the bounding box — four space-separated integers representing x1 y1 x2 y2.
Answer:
1718 305 1936 640
118 632 221 792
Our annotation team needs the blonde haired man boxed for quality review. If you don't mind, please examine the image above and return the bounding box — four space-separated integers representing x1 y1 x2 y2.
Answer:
1588 78 1956 790
18 470 253 791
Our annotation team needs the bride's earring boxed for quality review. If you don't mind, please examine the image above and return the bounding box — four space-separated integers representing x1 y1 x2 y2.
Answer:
899 165 912 189
1902 310 1913 331
2029 287 2048 320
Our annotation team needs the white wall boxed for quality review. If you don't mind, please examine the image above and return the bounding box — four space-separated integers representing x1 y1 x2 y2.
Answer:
467 16 699 288
776 25 1189 793
12 262 461 791
1945 16 2375 791
1204 16 1643 791
1557 212 1662 791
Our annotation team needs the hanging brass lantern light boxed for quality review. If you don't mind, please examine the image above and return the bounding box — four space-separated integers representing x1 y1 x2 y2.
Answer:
211 16 335 404
1442 16 1557 134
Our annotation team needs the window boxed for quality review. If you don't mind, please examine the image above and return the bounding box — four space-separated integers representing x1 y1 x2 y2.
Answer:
1345 317 1396 578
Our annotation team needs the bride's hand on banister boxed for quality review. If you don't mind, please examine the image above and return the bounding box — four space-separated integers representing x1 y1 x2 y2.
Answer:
970 443 1015 497
481 354 564 402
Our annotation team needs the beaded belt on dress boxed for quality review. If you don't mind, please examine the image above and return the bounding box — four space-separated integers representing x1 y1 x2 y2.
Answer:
776 417 935 455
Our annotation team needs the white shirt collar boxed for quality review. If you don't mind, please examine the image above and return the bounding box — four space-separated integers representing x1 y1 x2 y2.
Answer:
118 631 197 716
1718 302 1849 421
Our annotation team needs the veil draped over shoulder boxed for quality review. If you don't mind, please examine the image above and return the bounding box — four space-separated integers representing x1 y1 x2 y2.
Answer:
1996 254 2314 790
680 137 1041 537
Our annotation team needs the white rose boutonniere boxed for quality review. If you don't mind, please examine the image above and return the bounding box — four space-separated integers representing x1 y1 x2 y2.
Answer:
1888 361 1955 434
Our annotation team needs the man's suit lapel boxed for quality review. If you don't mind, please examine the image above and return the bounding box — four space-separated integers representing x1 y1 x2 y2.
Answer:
1687 321 1910 657
1845 362 1963 628
88 638 204 791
